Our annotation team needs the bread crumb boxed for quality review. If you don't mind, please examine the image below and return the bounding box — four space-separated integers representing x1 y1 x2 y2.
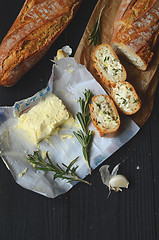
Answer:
18 168 28 178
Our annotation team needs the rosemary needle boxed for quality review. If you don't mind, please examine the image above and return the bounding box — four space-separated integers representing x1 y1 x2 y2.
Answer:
73 89 94 174
88 5 105 46
27 151 90 185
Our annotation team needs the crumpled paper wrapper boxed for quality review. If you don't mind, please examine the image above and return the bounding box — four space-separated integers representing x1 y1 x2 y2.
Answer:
75 0 159 127
0 57 139 198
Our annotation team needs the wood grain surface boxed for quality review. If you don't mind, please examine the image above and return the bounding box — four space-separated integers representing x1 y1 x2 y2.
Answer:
0 0 159 239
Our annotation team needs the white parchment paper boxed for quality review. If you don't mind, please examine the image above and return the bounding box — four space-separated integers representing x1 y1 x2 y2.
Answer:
0 57 139 198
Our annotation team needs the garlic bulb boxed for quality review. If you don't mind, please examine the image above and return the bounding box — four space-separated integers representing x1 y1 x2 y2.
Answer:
109 174 129 192
99 164 129 195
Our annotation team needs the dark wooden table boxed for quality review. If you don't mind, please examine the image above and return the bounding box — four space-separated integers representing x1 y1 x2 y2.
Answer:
0 1 159 239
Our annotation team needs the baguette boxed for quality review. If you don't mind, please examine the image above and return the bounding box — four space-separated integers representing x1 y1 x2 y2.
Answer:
0 0 82 87
111 0 159 70
92 44 127 87
89 95 120 136
111 81 141 115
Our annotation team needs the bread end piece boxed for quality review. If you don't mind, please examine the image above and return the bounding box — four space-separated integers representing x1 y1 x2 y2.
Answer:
111 41 153 71
92 43 127 88
89 94 120 137
111 81 142 115
110 0 158 71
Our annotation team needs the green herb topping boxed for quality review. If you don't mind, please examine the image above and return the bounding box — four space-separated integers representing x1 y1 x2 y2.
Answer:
114 58 119 62
133 98 139 103
112 68 122 76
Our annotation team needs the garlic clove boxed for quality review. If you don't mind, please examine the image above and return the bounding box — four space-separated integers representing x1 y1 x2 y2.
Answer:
56 49 68 60
52 46 72 63
109 174 129 192
62 45 72 56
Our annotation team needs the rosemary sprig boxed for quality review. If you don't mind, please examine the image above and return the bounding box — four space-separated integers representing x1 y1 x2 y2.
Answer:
88 6 105 46
73 89 94 174
26 151 90 185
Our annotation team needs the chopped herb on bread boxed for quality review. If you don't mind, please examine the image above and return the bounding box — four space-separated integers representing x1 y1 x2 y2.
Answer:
89 95 120 136
111 81 141 115
92 44 127 87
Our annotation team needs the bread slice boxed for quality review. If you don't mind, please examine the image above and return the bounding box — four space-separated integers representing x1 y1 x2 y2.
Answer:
89 95 120 136
92 44 127 87
111 81 141 115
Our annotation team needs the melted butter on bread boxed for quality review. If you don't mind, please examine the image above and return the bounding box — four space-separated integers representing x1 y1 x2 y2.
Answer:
89 95 120 137
92 44 127 87
111 81 141 115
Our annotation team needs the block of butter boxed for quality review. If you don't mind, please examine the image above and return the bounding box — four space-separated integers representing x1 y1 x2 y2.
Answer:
17 93 69 143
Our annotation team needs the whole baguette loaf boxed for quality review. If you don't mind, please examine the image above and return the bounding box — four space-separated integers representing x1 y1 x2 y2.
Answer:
0 0 82 87
89 95 120 136
111 0 159 70
92 44 127 87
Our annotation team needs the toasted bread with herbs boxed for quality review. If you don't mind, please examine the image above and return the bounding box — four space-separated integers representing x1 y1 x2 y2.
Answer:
92 43 127 87
111 81 141 115
89 95 120 137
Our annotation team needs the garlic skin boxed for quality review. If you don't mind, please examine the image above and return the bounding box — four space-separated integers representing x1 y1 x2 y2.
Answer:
109 174 129 192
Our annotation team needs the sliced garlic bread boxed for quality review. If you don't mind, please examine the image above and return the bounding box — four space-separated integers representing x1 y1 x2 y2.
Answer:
89 95 120 137
92 44 127 87
111 81 141 115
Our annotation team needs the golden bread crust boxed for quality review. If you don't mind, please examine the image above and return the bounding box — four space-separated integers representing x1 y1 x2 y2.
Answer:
111 0 159 70
111 81 142 115
92 43 127 88
89 95 120 137
0 0 82 86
